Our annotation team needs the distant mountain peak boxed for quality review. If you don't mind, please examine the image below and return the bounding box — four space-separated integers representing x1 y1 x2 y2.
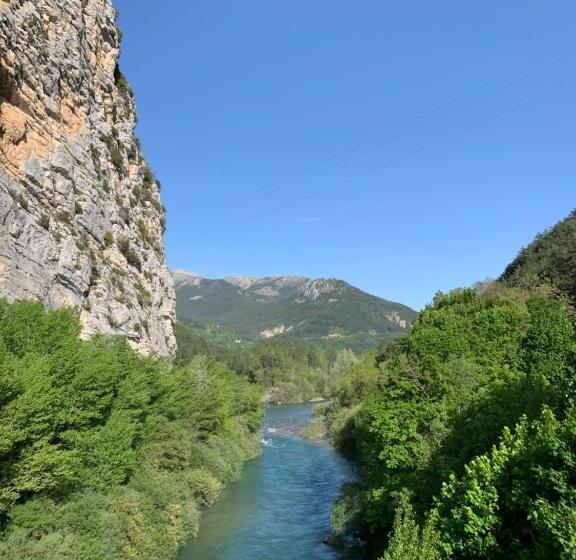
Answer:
222 276 262 290
173 270 417 351
172 270 203 288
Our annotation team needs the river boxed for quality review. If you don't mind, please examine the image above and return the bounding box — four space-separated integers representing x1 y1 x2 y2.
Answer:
178 402 355 560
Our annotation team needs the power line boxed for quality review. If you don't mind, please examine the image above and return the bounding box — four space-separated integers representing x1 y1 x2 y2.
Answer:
180 74 576 241
168 38 576 230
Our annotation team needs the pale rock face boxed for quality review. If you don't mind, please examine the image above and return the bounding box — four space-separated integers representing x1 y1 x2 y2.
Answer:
259 324 292 339
172 270 203 288
386 311 408 329
0 0 176 356
223 275 261 290
224 275 308 297
299 279 341 301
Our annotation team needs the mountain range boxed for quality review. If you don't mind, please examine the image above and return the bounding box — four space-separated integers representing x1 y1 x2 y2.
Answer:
173 270 417 351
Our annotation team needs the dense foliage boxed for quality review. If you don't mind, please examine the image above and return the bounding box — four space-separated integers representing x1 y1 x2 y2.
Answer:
174 321 238 366
176 322 358 403
328 285 576 559
501 209 576 300
0 300 262 560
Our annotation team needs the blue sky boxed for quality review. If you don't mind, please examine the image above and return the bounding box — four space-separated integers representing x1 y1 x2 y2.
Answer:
114 1 575 310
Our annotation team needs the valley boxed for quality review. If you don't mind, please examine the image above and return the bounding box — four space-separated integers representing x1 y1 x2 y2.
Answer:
177 403 355 560
0 1 573 560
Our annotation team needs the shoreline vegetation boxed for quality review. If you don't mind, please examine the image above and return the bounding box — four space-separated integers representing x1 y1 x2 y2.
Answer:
302 402 330 441
0 300 262 560
0 299 354 559
324 282 576 560
322 212 576 559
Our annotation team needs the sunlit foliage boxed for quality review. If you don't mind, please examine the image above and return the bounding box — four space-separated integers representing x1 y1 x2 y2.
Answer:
328 285 576 559
0 300 262 560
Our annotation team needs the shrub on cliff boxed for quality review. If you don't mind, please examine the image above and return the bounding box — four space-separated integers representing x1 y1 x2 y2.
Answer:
117 238 141 270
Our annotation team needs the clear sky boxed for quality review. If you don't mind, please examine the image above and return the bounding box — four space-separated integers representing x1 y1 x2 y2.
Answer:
114 0 575 310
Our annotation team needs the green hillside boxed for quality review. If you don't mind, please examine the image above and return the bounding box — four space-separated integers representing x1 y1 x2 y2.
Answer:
174 271 417 352
327 284 576 560
501 210 576 299
322 211 576 559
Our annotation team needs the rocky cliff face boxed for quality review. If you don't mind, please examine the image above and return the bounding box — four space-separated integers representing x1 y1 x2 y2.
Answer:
0 0 176 356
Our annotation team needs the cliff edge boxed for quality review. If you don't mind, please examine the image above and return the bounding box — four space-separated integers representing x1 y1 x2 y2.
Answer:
0 0 176 356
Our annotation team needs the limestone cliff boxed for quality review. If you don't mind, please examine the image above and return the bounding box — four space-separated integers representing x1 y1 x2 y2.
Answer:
0 0 176 356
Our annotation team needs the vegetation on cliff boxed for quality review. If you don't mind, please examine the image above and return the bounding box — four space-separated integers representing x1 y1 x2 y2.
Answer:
327 283 576 559
0 300 262 560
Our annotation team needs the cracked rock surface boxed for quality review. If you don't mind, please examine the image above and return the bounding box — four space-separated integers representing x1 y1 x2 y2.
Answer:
0 0 176 356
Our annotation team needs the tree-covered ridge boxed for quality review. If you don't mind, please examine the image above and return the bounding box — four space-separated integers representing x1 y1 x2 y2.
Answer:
0 300 262 560
174 271 417 352
501 209 576 300
327 285 576 559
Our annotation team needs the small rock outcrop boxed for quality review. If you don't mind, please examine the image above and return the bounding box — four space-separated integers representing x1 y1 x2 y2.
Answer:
0 0 176 356
299 278 342 301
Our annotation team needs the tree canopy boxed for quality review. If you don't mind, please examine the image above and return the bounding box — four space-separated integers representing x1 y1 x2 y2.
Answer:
0 300 262 560
328 285 576 559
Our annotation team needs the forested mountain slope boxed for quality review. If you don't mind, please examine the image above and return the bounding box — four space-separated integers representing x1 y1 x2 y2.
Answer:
174 270 416 351
325 212 576 559
501 210 576 299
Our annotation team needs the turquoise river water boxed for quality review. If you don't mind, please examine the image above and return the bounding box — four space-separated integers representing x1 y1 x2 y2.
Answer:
178 402 355 560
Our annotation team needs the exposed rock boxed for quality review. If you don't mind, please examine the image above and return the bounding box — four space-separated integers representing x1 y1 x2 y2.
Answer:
223 275 262 290
386 310 408 329
0 0 175 356
172 269 203 288
299 278 342 301
225 274 308 298
259 323 293 339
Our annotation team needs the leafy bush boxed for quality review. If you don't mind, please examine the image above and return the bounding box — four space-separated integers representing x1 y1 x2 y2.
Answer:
185 469 221 506
328 285 576 559
136 282 152 307
0 300 262 560
142 165 155 189
381 492 440 560
110 147 124 171
137 219 152 246
117 238 141 270
8 189 29 211
103 231 114 247
55 210 71 224
38 214 50 230
435 407 576 560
